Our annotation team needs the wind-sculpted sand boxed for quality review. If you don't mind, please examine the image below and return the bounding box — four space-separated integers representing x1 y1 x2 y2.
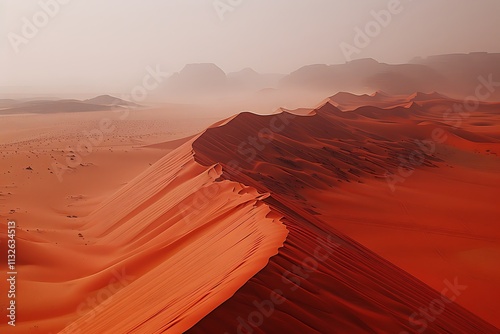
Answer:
0 93 498 333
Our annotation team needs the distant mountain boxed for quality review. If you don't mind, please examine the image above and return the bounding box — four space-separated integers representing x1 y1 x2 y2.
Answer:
158 54 500 104
162 64 284 101
280 58 444 95
6 53 499 111
164 63 228 96
84 95 141 107
279 53 500 100
0 95 139 115
227 68 284 90
227 67 260 81
410 52 500 99
0 99 18 108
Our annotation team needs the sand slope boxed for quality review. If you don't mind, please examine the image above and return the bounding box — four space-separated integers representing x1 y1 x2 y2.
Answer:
188 100 499 332
61 141 288 333
1 95 498 333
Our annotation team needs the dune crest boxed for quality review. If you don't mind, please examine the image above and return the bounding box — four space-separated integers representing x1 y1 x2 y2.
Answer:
57 138 288 333
187 100 499 333
3 93 498 333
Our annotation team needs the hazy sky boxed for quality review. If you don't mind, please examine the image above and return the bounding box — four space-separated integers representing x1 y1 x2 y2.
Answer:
1 0 500 96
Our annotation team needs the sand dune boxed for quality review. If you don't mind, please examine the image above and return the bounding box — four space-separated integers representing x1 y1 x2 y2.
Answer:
0 106 219 333
188 100 500 332
328 91 455 111
1 93 498 333
56 141 288 333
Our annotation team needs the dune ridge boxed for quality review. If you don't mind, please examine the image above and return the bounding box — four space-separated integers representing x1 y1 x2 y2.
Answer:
2 93 498 333
55 139 289 333
68 96 498 333
187 99 499 333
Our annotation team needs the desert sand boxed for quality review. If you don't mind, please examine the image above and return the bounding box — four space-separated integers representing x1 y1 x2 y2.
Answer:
0 93 499 333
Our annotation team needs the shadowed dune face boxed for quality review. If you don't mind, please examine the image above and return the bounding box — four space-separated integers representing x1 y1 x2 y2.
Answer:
188 97 500 332
328 91 454 111
193 102 446 185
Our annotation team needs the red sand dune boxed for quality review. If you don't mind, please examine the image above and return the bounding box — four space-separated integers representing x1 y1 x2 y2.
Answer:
328 91 454 111
188 100 500 333
1 141 288 333
1 94 498 333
